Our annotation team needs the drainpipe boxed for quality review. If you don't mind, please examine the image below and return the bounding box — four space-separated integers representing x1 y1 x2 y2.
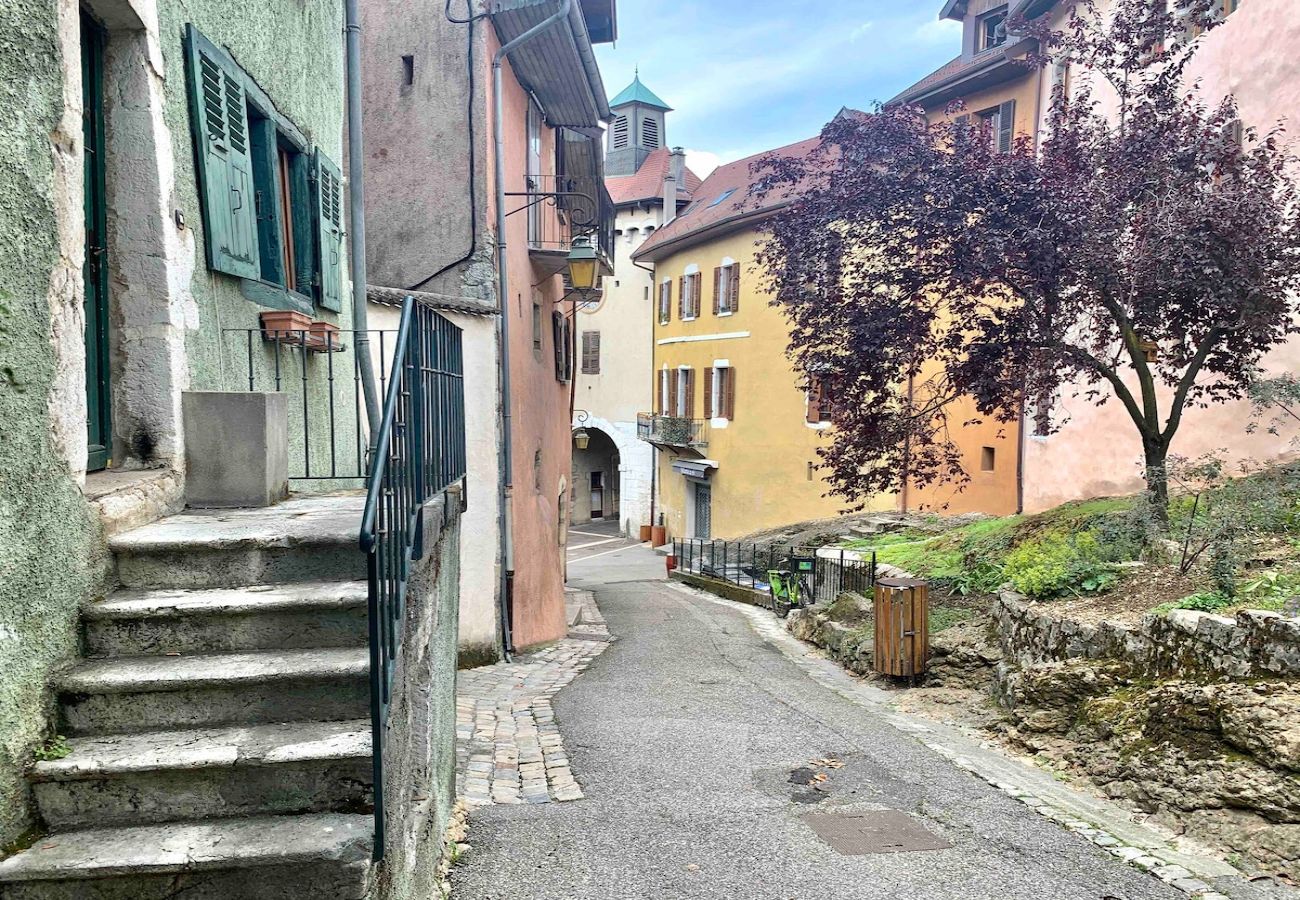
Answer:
345 0 380 433
492 0 573 658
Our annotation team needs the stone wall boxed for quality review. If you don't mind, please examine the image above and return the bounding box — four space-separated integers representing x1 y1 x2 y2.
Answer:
372 486 463 900
994 592 1300 679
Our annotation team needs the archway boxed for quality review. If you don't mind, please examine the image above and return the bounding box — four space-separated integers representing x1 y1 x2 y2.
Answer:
570 426 620 525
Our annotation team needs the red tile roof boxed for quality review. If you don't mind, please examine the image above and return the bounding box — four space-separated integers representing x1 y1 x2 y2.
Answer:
605 147 703 206
632 135 824 262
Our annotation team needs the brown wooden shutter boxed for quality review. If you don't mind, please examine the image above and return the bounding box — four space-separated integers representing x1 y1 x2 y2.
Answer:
678 276 686 319
659 281 670 323
712 267 722 315
998 100 1015 153
729 264 740 312
725 366 736 420
581 331 600 374
685 368 695 417
703 367 714 419
806 378 823 424
693 273 703 317
668 371 678 416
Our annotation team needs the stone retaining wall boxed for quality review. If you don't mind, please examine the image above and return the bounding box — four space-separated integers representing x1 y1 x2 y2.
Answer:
994 592 1300 679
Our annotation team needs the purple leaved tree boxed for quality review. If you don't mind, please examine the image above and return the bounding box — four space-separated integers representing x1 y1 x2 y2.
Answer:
756 0 1300 524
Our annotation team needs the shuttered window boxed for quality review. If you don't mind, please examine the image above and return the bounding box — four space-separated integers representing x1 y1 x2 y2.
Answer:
704 368 714 419
709 366 736 420
680 271 702 319
659 280 672 324
997 99 1015 154
715 263 740 315
581 331 600 374
552 311 571 383
807 377 832 424
185 24 342 311
723 366 736 420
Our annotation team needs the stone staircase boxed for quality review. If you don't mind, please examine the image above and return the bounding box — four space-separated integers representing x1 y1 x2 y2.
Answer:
0 496 377 900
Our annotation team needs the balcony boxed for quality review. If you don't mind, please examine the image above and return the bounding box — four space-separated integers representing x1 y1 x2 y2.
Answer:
518 174 615 278
637 413 709 452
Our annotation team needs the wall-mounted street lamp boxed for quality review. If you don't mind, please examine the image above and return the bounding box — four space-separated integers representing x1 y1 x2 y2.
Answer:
566 236 599 294
573 409 591 450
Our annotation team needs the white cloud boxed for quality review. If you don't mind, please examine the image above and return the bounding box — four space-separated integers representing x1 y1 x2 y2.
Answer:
850 21 875 42
683 149 721 179
915 17 963 45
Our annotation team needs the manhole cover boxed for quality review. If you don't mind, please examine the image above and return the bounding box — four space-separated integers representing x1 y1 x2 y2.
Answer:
804 810 953 855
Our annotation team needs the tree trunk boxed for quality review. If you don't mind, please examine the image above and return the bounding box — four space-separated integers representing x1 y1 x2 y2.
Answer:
1143 440 1170 529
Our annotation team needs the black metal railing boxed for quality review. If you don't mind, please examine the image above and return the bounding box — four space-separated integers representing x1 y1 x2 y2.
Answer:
520 174 615 267
225 325 400 481
359 296 466 861
672 539 877 606
637 413 709 449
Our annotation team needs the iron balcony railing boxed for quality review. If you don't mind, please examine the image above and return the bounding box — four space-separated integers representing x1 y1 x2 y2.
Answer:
637 413 709 449
522 174 615 269
673 539 878 606
359 296 466 861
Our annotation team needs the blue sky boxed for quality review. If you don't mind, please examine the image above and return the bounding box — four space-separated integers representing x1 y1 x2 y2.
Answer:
594 0 962 177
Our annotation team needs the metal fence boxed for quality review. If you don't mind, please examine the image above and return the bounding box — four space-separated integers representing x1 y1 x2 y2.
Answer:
672 539 877 606
359 297 465 861
637 413 710 449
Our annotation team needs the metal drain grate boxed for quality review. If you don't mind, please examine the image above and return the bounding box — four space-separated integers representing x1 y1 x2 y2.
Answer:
804 810 953 855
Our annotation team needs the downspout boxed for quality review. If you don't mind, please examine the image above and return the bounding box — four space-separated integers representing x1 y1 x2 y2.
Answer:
633 254 658 531
345 0 380 432
492 0 573 657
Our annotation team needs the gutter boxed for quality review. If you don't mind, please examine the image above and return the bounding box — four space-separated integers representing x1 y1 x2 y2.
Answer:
491 0 573 659
633 201 795 265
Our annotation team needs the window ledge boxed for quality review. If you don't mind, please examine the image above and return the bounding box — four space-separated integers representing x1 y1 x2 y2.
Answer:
717 310 734 318
805 421 832 431
241 278 314 315
710 417 730 429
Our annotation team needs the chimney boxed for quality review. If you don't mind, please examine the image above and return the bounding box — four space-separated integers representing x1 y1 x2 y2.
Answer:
663 146 687 224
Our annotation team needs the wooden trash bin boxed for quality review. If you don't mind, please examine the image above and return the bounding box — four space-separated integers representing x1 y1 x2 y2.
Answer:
873 577 930 677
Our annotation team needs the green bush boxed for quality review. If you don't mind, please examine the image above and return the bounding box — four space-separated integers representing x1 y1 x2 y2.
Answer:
1002 531 1115 599
1153 592 1233 615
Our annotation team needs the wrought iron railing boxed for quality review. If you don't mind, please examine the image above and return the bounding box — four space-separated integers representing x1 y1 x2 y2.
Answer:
637 413 709 449
359 296 466 860
673 539 877 606
519 174 615 267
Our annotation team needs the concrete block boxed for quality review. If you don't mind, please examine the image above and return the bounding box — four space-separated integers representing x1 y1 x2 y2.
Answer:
182 392 288 508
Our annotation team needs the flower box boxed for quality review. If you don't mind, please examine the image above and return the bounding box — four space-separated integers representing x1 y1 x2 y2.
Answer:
259 310 313 345
307 320 345 353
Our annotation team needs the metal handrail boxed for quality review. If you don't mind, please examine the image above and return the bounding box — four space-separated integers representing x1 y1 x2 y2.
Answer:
359 295 466 861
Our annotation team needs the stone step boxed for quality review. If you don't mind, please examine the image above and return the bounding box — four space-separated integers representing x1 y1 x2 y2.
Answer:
30 720 372 829
84 581 369 656
109 496 366 589
58 648 369 736
0 813 372 900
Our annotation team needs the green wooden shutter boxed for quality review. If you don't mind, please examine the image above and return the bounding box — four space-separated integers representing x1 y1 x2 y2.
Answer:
313 150 344 312
184 25 259 279
998 100 1016 153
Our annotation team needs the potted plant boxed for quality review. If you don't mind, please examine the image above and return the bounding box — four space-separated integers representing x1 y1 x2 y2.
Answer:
260 310 312 345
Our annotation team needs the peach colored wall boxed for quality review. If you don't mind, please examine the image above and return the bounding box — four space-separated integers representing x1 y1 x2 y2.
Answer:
487 31 571 648
1021 0 1300 512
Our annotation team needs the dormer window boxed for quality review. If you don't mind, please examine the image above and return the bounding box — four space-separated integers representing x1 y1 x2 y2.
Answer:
977 9 1008 52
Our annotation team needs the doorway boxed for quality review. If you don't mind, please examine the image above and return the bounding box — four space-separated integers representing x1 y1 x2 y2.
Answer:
589 471 604 520
81 11 111 471
693 482 712 540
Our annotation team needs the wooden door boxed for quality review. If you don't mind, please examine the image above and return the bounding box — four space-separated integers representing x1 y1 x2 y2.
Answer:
82 13 111 471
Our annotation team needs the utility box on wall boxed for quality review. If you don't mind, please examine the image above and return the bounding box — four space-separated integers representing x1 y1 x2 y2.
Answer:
874 577 930 678
182 391 289 508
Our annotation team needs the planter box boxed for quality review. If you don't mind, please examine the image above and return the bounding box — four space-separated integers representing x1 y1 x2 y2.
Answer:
260 310 312 345
307 320 345 352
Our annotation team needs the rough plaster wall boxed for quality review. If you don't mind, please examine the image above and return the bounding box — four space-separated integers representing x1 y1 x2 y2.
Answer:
155 0 357 485
374 495 461 900
0 0 105 849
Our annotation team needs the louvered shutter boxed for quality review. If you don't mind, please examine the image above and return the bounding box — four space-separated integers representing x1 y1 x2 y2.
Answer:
806 379 823 424
998 100 1015 153
703 368 714 419
660 281 671 323
656 370 666 414
728 264 740 312
685 369 695 417
678 276 686 319
668 371 679 416
725 366 736 420
581 331 600 374
693 273 703 317
712 267 722 315
313 151 344 311
184 25 259 279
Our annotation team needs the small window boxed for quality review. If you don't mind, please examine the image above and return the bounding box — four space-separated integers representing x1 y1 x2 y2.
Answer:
581 331 600 374
532 300 543 355
981 446 996 472
534 449 542 492
707 189 736 209
401 55 414 86
658 280 672 324
642 116 660 149
978 9 1008 51
611 115 629 149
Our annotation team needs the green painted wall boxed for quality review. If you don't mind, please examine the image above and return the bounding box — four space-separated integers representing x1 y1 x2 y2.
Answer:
0 0 104 849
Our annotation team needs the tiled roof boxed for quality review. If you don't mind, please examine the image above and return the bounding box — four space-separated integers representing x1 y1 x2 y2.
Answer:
605 147 703 206
632 135 824 262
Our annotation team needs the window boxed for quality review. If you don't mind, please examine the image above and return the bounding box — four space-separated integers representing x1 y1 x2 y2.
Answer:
611 115 629 150
676 368 694 417
658 368 670 414
678 271 702 320
534 449 542 492
713 262 740 315
401 55 414 86
581 331 600 374
184 25 342 311
642 116 660 149
706 366 736 420
981 447 997 472
977 100 1016 153
658 280 672 324
806 376 833 424
706 189 736 209
532 300 543 355
977 9 1008 51
552 311 571 382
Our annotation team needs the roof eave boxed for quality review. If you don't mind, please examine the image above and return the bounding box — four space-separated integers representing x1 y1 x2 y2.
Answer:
632 204 790 264
490 0 610 127
889 37 1038 108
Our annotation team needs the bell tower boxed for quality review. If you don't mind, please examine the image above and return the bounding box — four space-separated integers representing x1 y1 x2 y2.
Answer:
605 73 672 177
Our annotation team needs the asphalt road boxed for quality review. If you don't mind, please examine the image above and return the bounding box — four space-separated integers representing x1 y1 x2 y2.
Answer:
453 544 1188 900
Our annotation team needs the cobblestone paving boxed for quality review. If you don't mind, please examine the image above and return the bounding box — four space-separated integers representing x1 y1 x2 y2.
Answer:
455 592 609 807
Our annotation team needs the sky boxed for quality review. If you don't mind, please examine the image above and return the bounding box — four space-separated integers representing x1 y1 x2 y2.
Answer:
593 0 962 179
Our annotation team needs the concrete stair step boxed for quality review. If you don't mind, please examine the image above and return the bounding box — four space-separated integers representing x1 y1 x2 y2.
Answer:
58 648 369 736
30 720 371 829
84 581 369 656
0 813 372 900
109 496 366 589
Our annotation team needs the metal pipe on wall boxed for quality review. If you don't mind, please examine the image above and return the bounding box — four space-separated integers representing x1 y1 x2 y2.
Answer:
492 0 573 658
344 0 380 433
